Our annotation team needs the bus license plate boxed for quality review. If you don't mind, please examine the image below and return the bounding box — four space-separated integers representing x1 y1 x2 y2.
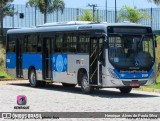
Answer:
130 81 140 86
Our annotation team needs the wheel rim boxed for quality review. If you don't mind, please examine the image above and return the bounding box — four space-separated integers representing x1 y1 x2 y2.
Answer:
82 77 89 90
30 72 36 85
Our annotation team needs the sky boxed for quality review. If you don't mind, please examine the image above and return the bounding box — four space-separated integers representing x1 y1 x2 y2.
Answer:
12 0 159 9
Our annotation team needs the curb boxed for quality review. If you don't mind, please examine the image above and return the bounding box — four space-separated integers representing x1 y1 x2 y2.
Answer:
0 78 23 81
133 88 160 94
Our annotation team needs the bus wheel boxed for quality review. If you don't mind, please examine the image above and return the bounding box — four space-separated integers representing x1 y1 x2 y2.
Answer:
81 74 94 94
119 87 132 94
29 69 39 87
62 83 76 87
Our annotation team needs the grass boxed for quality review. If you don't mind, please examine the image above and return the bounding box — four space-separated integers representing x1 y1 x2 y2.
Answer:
0 64 13 79
145 84 160 89
0 43 13 79
0 71 13 79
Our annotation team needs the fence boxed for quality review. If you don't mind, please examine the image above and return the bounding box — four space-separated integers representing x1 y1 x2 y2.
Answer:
2 4 160 30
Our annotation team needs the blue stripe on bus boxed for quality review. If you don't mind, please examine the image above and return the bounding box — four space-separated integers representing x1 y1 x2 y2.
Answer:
22 54 42 70
6 53 16 69
114 69 153 79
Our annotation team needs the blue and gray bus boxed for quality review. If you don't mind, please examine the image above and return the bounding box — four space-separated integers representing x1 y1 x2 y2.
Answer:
6 21 157 94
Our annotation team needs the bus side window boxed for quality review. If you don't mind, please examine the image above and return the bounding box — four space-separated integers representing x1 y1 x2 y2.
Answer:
8 37 16 53
27 35 33 52
24 34 38 53
37 36 42 52
63 33 77 53
78 32 89 53
55 33 63 52
23 36 28 52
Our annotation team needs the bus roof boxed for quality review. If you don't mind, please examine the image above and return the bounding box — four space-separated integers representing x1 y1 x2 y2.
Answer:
7 22 151 34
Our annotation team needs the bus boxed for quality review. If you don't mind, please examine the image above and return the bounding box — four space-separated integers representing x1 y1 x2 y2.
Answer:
6 21 157 94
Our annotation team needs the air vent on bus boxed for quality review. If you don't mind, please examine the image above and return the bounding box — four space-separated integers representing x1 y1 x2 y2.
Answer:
35 21 97 28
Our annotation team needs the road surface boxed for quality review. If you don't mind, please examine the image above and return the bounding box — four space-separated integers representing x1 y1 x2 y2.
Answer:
0 80 160 121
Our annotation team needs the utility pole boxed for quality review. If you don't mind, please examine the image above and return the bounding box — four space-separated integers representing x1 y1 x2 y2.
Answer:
151 7 152 28
106 0 107 22
0 0 3 36
115 0 117 23
88 4 97 22
12 4 14 28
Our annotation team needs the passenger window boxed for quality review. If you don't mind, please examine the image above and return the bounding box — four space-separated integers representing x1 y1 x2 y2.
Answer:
24 34 40 53
63 33 77 53
8 37 16 53
78 32 90 53
55 33 63 52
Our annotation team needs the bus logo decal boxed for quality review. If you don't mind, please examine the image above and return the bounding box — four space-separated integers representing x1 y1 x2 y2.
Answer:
53 54 68 72
56 55 64 72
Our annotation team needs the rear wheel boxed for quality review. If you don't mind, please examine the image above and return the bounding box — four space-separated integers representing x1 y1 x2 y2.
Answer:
29 69 39 87
119 87 132 94
81 74 94 94
62 83 76 87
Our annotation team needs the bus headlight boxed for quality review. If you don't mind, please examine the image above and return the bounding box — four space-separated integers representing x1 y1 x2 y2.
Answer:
108 68 119 79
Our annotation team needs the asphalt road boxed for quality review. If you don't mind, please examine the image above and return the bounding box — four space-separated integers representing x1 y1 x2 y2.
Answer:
0 80 160 121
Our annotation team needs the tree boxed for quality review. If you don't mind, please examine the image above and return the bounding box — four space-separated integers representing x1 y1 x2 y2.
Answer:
118 5 150 23
27 0 65 23
0 0 14 36
148 0 160 4
78 10 101 22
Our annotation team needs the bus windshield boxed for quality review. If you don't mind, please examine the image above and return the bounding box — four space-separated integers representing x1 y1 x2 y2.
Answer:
108 34 155 70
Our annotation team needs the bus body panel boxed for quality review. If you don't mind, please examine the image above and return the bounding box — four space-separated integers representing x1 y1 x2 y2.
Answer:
6 53 16 77
22 54 42 70
52 54 89 84
67 54 89 73
22 53 42 80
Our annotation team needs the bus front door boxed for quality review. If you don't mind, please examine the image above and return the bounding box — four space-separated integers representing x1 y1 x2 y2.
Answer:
89 37 103 85
43 38 52 80
16 38 23 78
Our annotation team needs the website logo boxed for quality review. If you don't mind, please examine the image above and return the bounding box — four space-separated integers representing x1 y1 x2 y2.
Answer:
17 95 27 105
14 95 29 110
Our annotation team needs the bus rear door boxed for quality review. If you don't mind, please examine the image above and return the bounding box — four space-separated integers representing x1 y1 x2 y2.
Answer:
42 38 53 80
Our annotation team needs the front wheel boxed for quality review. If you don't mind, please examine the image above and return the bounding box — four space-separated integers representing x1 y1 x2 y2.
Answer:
119 87 132 94
81 74 94 94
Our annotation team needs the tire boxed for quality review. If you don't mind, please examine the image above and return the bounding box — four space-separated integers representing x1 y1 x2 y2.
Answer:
81 74 94 94
29 69 39 87
62 83 76 87
119 87 132 94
